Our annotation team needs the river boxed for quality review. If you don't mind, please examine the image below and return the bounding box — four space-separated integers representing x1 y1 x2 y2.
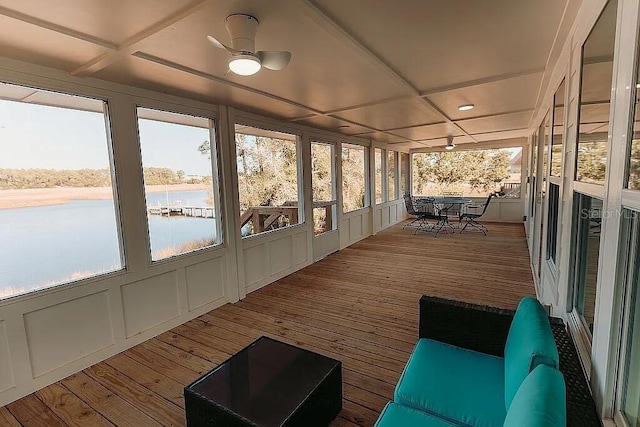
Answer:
0 190 216 295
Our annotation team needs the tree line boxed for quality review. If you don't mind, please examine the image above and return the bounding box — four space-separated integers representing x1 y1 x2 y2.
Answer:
0 167 206 190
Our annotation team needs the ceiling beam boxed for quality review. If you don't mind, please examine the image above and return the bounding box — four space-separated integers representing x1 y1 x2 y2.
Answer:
300 0 478 143
420 68 545 96
0 5 117 50
71 0 214 76
133 52 326 116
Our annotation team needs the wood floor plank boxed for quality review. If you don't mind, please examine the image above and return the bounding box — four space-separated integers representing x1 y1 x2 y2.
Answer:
6 394 67 427
85 363 184 427
61 372 161 427
1 222 534 427
34 383 114 427
0 406 22 426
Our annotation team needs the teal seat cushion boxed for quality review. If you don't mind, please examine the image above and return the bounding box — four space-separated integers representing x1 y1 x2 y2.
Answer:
504 365 567 427
394 338 506 427
504 297 559 408
375 402 459 427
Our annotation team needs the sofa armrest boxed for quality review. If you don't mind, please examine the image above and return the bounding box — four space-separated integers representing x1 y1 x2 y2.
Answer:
419 295 515 357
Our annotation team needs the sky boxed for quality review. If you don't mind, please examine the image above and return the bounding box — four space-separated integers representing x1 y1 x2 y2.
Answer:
0 99 213 176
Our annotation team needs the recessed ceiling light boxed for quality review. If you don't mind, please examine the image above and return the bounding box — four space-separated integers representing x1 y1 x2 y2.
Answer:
458 104 474 111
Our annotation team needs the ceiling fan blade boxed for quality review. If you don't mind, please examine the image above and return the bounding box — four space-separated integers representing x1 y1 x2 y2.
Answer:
256 51 291 70
206 35 242 54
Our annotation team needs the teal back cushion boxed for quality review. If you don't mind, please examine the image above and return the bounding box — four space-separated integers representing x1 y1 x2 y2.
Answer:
504 297 559 408
503 365 566 427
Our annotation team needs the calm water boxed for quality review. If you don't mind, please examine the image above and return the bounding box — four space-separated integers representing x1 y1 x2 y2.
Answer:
0 190 216 293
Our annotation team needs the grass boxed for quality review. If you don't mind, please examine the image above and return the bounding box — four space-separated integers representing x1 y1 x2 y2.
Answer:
153 237 216 259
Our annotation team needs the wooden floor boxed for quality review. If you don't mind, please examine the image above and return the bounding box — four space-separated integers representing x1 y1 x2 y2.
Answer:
0 221 535 427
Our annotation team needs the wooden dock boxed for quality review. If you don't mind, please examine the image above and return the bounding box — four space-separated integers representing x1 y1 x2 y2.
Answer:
148 206 215 219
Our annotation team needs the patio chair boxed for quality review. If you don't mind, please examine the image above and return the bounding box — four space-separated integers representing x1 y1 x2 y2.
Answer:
459 193 494 235
403 193 430 231
415 198 449 236
441 191 464 223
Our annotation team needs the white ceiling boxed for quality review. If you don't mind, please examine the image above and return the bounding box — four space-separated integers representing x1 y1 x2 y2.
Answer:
0 0 581 150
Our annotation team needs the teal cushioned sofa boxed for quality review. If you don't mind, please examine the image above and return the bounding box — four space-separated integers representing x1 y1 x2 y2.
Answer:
374 297 566 427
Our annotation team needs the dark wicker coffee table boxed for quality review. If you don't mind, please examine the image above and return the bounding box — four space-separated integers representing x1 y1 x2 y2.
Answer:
184 336 342 426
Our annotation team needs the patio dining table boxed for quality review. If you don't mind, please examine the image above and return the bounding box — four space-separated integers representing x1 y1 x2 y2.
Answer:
415 196 472 234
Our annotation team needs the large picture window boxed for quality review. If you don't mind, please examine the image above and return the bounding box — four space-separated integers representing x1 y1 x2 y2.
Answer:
400 152 409 196
235 124 302 237
616 210 640 426
0 83 122 299
342 144 368 213
571 193 603 336
575 0 617 185
626 36 640 189
546 183 560 264
375 148 384 204
551 79 566 177
388 151 397 201
412 147 522 198
137 107 221 261
311 141 337 235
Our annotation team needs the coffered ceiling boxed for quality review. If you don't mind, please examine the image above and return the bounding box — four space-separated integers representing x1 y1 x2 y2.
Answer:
0 0 582 150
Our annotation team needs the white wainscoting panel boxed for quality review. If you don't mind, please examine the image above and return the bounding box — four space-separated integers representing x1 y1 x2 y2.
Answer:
350 215 364 240
313 229 340 261
270 235 293 275
24 291 114 377
186 257 225 311
121 273 180 338
0 320 13 392
243 227 311 294
293 231 308 265
244 243 267 288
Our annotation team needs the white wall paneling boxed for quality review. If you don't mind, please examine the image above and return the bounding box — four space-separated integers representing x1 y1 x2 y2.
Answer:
24 291 114 378
0 320 14 393
121 273 180 338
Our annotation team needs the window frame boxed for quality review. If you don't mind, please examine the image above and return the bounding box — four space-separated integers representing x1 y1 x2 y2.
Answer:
233 121 305 239
311 140 338 236
341 142 370 214
135 105 224 262
573 0 617 186
0 82 126 299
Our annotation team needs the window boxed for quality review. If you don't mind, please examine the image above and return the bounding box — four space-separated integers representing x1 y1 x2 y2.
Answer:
575 0 617 185
412 147 522 198
342 143 367 213
388 151 397 200
311 141 337 235
531 132 539 219
375 148 384 204
0 83 122 299
546 183 560 264
571 193 603 336
400 153 409 196
137 107 220 260
626 34 640 189
235 124 301 237
551 79 566 177
616 210 640 426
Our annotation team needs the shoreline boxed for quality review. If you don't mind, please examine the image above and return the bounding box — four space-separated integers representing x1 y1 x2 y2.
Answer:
0 184 209 209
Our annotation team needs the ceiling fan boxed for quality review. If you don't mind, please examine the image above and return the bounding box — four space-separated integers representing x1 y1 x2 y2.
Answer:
445 134 456 150
207 14 292 76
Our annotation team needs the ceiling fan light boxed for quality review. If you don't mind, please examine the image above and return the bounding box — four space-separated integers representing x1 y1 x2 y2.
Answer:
458 104 474 111
445 143 455 150
229 55 261 76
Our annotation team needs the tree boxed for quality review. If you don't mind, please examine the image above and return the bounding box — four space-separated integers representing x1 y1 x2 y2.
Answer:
176 170 185 182
341 146 366 211
412 149 512 195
